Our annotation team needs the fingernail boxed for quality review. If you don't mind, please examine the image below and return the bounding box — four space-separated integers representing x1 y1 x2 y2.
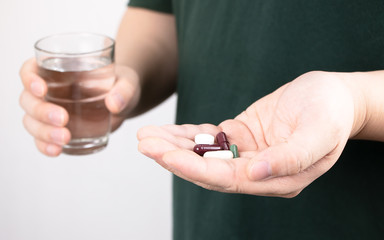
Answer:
113 92 125 111
46 144 60 156
49 110 65 126
30 81 44 97
50 129 66 145
249 161 271 181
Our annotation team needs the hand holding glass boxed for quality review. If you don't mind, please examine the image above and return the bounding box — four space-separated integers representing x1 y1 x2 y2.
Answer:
34 33 115 155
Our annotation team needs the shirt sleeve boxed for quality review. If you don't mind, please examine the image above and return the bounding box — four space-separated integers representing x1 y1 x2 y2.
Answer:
128 0 173 14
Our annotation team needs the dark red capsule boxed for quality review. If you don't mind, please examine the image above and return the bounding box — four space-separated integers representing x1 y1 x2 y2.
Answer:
193 144 221 156
216 132 230 150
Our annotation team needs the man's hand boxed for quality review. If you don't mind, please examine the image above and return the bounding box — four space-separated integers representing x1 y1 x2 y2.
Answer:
137 71 368 197
19 58 140 156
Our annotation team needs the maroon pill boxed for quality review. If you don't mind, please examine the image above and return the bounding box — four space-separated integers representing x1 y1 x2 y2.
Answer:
216 132 230 150
193 144 222 156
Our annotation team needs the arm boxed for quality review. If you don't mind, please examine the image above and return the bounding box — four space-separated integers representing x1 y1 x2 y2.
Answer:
111 7 178 118
19 7 178 156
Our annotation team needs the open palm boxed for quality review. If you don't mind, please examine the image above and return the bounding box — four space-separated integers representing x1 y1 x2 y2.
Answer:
138 71 356 197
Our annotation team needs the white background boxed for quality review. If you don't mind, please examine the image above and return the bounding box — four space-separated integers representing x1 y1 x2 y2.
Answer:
0 0 175 239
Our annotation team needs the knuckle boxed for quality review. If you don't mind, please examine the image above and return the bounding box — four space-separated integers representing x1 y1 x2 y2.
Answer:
23 114 57 143
22 114 37 137
218 119 237 133
265 178 303 197
34 102 56 124
202 184 216 191
19 90 47 121
22 114 30 128
19 91 26 108
42 128 53 142
282 190 302 199
22 114 29 129
229 183 245 194
137 125 158 140
284 143 313 175
31 100 44 119
295 145 314 173
283 151 302 175
35 139 61 157
19 60 29 78
20 65 34 86
202 183 226 193
34 139 46 153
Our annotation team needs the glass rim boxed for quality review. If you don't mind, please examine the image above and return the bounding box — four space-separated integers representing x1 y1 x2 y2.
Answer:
34 32 115 56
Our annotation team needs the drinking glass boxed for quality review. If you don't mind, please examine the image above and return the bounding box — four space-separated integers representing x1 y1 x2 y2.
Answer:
34 32 115 155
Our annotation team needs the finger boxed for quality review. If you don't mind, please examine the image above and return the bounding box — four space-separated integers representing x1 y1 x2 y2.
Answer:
23 114 71 146
241 154 338 197
34 139 63 157
161 124 221 139
138 135 243 191
246 126 343 181
138 131 324 197
105 67 140 114
137 125 195 150
138 137 214 191
162 148 250 191
138 136 181 171
219 119 259 151
19 58 47 97
164 148 313 196
19 90 68 127
163 121 259 152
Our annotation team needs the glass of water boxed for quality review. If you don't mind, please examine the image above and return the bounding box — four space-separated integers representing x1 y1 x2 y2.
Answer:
34 32 115 155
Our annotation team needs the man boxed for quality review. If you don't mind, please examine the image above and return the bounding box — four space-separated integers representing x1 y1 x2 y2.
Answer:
20 0 384 239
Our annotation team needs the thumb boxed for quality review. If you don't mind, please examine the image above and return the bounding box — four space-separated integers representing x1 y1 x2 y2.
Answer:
105 67 140 114
247 130 340 181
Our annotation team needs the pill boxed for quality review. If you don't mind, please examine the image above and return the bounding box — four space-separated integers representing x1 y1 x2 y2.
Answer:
193 144 222 156
230 144 239 158
203 150 234 159
194 133 215 145
216 132 230 150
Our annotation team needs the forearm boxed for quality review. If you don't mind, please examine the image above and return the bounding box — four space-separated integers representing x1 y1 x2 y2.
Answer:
343 70 384 141
115 7 178 117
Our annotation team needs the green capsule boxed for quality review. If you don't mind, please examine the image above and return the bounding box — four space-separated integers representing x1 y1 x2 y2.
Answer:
230 144 239 158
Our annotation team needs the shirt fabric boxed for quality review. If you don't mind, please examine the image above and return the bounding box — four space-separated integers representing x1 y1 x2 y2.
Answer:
128 0 384 239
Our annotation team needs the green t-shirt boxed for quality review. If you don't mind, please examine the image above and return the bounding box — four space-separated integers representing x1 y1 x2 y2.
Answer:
129 0 384 239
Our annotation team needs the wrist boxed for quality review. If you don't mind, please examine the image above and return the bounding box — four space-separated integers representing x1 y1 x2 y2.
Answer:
340 70 384 141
